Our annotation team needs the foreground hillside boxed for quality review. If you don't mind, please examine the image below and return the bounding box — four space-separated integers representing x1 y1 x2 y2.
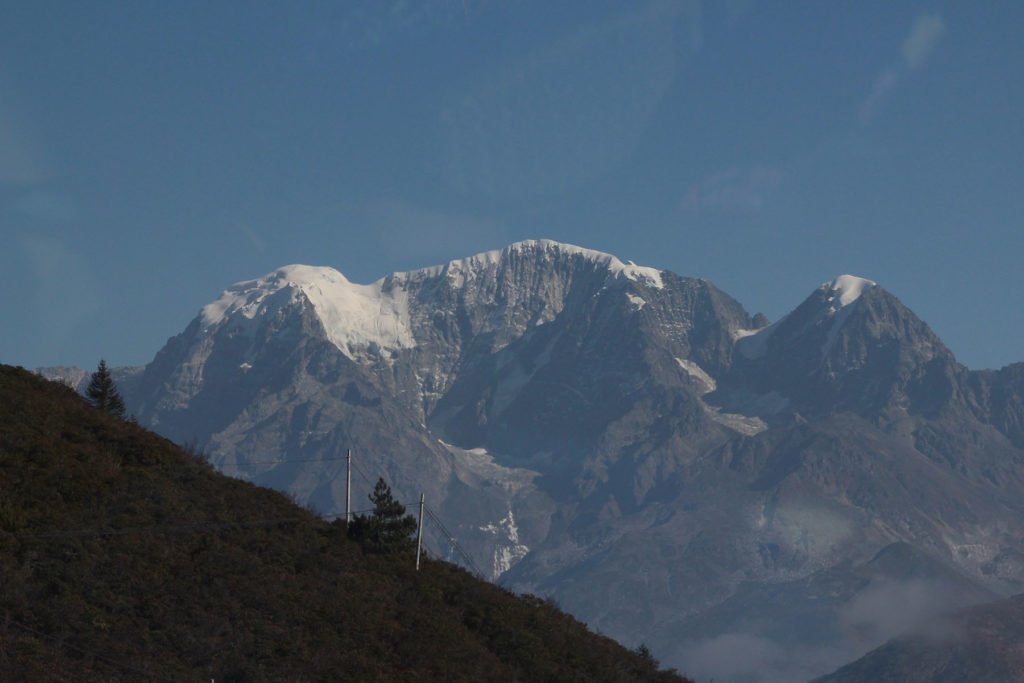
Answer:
0 364 686 681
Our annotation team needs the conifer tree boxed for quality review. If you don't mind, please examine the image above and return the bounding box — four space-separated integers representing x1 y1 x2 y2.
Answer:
348 478 418 554
86 359 126 417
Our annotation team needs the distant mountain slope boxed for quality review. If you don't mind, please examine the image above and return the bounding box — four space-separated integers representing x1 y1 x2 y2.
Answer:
0 364 687 682
813 593 1024 682
33 240 1024 682
727 275 958 416
120 239 759 585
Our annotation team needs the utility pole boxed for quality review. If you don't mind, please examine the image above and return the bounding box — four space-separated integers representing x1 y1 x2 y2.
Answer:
345 449 352 524
415 492 425 571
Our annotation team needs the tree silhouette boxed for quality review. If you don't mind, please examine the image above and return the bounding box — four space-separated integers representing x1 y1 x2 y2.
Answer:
348 478 418 554
86 359 125 417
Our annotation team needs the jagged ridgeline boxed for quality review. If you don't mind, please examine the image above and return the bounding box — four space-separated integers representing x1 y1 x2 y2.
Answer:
0 365 688 681
35 239 1024 681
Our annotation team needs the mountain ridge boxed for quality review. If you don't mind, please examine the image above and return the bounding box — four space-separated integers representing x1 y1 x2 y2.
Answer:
36 239 1024 682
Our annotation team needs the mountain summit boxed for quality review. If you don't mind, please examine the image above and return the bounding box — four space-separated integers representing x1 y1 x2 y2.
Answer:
729 271 958 418
196 240 667 365
825 274 877 306
199 263 418 361
66 240 1024 682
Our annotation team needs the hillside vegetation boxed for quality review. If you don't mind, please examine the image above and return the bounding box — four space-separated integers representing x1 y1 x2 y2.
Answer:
0 364 687 681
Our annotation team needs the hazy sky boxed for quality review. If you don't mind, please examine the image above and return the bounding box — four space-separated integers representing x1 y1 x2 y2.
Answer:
2 1 1022 371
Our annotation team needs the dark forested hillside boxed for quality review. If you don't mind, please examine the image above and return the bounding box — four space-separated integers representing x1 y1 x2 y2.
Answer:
0 364 687 681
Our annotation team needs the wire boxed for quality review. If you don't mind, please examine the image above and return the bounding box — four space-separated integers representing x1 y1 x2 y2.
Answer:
5 617 170 680
214 451 381 487
319 507 377 521
9 442 492 580
3 506 413 539
423 505 486 579
219 455 348 466
2 516 310 540
349 458 378 488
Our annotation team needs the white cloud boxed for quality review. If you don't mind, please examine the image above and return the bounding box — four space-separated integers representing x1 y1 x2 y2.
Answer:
674 577 977 683
0 106 48 184
838 578 954 646
858 13 945 124
236 222 267 253
678 632 850 683
335 0 473 52
20 238 101 346
903 14 945 70
858 67 900 124
682 164 784 212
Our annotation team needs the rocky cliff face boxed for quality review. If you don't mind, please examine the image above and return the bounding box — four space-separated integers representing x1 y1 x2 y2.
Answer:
51 240 1024 682
122 241 757 581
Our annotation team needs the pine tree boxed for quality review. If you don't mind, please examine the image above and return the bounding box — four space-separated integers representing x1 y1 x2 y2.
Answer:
86 359 126 417
348 478 418 554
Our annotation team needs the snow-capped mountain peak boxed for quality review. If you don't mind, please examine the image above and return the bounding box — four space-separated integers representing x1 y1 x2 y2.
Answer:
200 264 415 360
412 239 663 289
117 240 1024 683
197 240 666 363
817 275 877 357
823 274 877 308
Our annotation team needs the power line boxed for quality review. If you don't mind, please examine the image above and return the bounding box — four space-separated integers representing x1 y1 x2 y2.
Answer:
1 516 310 540
349 458 378 488
219 455 349 467
5 618 170 680
432 522 484 580
18 440 494 582
2 505 427 540
211 451 387 483
317 451 486 580
319 507 377 521
424 505 486 579
318 454 486 580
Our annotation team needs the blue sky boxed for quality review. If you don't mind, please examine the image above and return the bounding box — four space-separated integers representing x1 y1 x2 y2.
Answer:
2 1 1022 371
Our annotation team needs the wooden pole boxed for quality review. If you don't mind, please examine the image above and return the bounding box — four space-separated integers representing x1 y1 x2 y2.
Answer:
416 492 425 571
345 449 352 524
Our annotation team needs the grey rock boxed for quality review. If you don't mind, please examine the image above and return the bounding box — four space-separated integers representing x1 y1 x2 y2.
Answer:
73 242 1024 682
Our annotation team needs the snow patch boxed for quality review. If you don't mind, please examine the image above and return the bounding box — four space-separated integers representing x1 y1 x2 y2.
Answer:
732 328 760 341
677 358 716 394
439 440 538 491
198 240 665 363
200 265 415 361
823 274 876 308
437 440 536 578
677 356 769 434
706 408 768 435
416 239 664 289
480 509 531 578
820 275 877 357
735 319 783 360
627 293 646 311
